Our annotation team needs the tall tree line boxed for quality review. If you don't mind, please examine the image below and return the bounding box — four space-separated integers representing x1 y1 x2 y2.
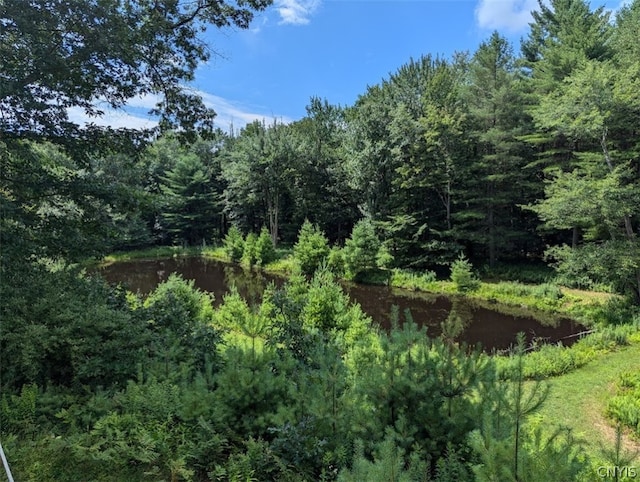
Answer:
2 0 638 300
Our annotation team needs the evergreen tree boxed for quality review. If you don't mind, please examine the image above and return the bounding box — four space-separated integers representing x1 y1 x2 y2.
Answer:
294 219 331 276
160 151 221 245
462 32 536 266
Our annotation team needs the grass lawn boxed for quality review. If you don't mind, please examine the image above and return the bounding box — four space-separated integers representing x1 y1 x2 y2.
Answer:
538 341 640 458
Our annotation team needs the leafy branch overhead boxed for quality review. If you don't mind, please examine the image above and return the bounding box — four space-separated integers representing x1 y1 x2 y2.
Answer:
0 0 272 143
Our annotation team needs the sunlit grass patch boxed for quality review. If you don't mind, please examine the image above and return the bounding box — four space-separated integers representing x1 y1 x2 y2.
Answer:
263 254 297 275
100 245 200 265
536 341 640 458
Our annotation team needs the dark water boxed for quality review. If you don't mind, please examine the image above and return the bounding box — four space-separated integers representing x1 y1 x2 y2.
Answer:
97 257 585 352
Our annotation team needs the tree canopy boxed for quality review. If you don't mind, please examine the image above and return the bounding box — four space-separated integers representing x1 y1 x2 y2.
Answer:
0 0 271 144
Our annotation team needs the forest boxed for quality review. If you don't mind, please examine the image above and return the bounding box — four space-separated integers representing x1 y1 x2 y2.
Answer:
1 0 640 480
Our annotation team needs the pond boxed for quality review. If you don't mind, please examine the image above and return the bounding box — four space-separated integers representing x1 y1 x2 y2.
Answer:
97 257 585 352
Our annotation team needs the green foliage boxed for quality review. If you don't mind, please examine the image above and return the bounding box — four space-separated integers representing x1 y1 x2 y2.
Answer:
294 220 330 275
433 444 474 482
213 347 294 440
607 371 640 437
215 286 253 330
337 434 428 482
223 225 246 262
1 0 270 141
495 326 636 380
548 242 640 300
0 383 38 437
7 0 640 477
0 263 147 391
390 269 438 291
450 255 480 293
468 335 590 482
158 141 223 245
255 226 277 266
327 246 346 277
301 267 350 332
144 274 215 330
481 263 554 284
343 218 390 281
589 297 640 326
143 274 221 376
242 232 258 266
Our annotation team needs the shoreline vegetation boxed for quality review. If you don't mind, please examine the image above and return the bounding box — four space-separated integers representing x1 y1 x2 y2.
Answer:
98 244 615 320
94 245 640 463
96 245 640 378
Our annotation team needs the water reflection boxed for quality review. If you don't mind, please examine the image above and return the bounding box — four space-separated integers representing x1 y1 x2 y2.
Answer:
98 257 585 352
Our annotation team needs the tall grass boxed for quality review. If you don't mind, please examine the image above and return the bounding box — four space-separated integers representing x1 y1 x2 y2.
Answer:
495 324 639 380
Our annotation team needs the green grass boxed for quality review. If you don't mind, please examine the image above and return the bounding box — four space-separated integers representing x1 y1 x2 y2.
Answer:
99 245 202 265
536 339 640 458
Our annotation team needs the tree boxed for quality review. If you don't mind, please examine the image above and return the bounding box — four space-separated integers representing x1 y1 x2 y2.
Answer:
1 0 270 269
462 32 536 267
159 148 222 245
221 120 297 246
0 141 129 262
345 55 472 266
223 225 245 262
529 58 640 301
294 220 331 276
521 0 612 90
391 55 470 265
343 218 385 280
255 226 277 266
289 98 359 241
0 0 271 144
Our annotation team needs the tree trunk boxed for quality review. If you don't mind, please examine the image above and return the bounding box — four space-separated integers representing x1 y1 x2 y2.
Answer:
602 130 640 301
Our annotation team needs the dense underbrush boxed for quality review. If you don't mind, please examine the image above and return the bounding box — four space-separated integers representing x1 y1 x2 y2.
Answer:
5 257 639 481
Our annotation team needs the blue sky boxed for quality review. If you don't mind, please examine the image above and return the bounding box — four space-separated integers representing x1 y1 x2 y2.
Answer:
69 0 626 131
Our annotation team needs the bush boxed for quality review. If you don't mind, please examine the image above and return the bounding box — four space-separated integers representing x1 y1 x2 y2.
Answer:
255 227 276 266
343 219 381 279
342 218 390 280
293 220 330 276
531 283 564 301
242 232 258 266
589 297 640 326
144 273 215 330
327 246 346 277
223 225 245 262
390 269 437 291
450 255 479 293
606 371 640 437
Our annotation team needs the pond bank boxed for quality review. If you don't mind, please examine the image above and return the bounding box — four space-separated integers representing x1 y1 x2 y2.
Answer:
97 255 588 353
98 245 613 325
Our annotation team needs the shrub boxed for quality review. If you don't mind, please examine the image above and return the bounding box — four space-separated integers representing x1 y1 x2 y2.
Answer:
606 371 640 437
390 269 437 291
531 283 564 301
242 232 258 266
589 297 640 326
293 220 330 276
144 273 215 331
342 218 390 280
255 227 276 266
450 255 479 293
223 225 245 262
215 286 252 330
327 246 345 277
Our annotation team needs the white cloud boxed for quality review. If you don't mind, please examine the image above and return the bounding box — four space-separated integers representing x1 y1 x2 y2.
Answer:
66 92 290 133
276 0 320 25
199 92 292 131
66 106 158 130
475 0 539 32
